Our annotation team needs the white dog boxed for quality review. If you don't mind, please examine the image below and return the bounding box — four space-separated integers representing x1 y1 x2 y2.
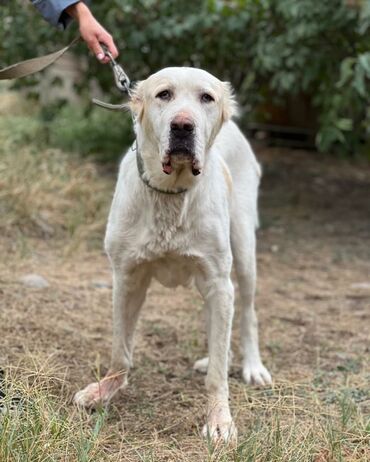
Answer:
74 67 271 443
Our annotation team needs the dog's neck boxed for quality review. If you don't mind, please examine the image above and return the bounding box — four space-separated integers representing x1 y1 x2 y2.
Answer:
136 140 201 195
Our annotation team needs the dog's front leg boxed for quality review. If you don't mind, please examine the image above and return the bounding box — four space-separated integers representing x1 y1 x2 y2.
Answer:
201 276 237 444
74 264 150 409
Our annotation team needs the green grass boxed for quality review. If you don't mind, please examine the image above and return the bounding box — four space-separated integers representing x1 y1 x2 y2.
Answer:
0 363 108 462
1 361 368 461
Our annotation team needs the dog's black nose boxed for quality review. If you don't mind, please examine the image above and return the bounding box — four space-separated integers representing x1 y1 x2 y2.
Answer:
170 116 194 138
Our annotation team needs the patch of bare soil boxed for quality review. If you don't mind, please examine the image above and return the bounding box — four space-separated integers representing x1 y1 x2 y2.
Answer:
1 147 369 460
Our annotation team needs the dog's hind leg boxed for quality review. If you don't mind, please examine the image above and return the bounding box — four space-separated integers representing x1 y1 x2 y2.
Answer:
74 264 150 409
231 216 271 386
193 303 233 374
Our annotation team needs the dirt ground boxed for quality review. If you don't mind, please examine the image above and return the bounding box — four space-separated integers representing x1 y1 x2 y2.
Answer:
0 146 369 460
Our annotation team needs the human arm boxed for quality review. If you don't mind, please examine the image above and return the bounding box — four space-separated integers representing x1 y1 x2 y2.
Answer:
30 1 118 62
65 2 118 62
30 0 81 29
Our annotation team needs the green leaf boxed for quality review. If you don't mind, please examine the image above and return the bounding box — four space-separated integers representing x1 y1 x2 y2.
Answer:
337 57 356 88
316 126 345 152
353 63 367 97
358 52 370 77
336 118 353 131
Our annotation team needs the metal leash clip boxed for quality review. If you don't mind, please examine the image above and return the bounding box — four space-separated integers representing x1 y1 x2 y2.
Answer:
92 45 132 111
103 47 131 94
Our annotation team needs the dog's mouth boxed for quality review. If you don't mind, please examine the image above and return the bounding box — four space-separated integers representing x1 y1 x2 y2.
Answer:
162 149 201 176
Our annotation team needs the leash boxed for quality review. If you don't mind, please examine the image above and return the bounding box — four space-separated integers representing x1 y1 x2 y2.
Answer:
0 37 132 102
0 39 186 195
0 37 81 80
92 46 133 110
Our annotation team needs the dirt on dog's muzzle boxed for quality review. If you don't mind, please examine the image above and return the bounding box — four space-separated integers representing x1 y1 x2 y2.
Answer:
162 152 201 176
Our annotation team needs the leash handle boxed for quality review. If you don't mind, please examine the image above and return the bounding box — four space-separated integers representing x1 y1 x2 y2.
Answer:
0 37 80 80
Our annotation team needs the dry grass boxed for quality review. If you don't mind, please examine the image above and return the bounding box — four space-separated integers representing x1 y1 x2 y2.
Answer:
1 358 109 461
0 358 368 461
0 139 112 252
0 90 369 461
0 86 113 252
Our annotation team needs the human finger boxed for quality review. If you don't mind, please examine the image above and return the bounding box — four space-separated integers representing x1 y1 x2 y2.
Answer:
98 33 119 59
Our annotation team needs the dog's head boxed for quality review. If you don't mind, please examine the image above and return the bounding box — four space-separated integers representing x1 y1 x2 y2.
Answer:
130 67 237 177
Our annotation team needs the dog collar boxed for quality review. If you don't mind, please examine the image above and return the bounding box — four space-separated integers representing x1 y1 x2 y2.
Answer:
134 143 187 195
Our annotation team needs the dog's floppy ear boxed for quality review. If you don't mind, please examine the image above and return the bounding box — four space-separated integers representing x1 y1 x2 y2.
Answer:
222 82 238 121
129 81 145 121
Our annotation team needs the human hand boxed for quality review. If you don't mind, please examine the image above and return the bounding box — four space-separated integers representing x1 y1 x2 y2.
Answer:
66 2 118 63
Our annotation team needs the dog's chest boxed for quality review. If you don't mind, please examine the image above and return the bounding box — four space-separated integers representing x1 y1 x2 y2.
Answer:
135 194 194 256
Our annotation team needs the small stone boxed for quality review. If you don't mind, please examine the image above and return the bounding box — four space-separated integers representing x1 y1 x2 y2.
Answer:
91 281 112 289
271 245 279 253
19 274 49 289
350 282 370 290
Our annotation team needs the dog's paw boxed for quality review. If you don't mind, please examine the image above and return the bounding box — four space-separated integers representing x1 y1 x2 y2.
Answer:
74 374 126 409
202 419 237 445
74 382 109 409
194 352 233 375
193 357 209 374
242 362 272 386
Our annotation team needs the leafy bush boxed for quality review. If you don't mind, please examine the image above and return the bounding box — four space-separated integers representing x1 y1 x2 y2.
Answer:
48 105 134 161
1 0 369 156
252 1 370 155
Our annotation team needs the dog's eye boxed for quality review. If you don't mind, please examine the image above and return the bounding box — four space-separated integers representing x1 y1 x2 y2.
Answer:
201 93 214 103
156 90 172 101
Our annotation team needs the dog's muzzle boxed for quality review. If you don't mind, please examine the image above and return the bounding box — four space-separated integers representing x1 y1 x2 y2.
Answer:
163 117 200 176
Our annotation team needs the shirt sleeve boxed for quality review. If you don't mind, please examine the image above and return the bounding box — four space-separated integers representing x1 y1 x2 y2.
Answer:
30 1 85 30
